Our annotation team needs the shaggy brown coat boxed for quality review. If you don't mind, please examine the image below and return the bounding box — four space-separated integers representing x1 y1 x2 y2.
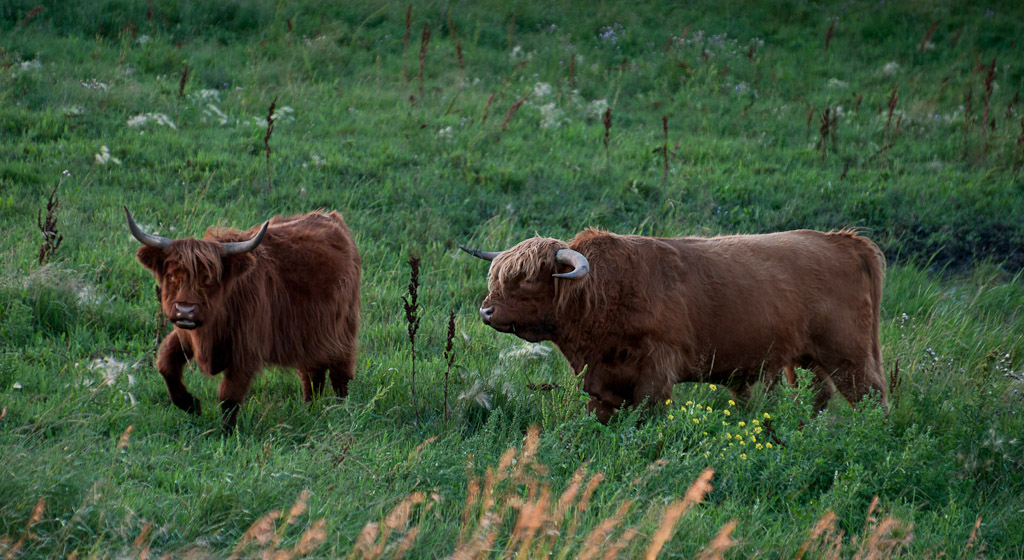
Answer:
475 228 886 422
135 211 360 431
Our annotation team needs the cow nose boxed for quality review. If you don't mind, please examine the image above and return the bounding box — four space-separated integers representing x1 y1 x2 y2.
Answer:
479 306 495 324
174 304 196 318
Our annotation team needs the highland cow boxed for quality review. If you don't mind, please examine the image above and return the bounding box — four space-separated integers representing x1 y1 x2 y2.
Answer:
126 208 361 431
463 228 886 422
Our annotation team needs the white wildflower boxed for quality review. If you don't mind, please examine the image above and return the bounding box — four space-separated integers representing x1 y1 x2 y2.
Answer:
19 59 41 72
827 78 848 89
881 61 900 76
136 34 151 45
533 82 553 97
510 45 523 60
80 79 109 91
588 99 609 120
437 125 453 138
127 112 177 130
537 102 562 128
203 103 229 125
94 145 122 165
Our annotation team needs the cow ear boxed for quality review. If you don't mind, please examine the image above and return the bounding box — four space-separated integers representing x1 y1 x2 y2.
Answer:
136 246 165 275
222 253 257 281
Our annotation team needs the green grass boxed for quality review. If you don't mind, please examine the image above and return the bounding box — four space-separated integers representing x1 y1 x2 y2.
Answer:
2 0 1024 557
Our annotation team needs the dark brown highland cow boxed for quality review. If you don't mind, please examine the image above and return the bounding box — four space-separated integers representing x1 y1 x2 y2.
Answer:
126 208 361 431
463 228 886 423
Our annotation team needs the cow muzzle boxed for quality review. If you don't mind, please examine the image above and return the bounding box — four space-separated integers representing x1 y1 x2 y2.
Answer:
479 306 495 325
171 303 201 330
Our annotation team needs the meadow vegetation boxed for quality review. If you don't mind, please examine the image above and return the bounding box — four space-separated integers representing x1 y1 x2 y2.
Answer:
1 0 1023 557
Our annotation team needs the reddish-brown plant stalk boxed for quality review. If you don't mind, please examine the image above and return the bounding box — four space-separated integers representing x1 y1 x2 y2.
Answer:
418 23 431 99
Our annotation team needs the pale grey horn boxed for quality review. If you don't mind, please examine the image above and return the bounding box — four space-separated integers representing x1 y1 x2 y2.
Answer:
553 248 590 279
460 246 502 261
124 206 172 249
220 221 269 255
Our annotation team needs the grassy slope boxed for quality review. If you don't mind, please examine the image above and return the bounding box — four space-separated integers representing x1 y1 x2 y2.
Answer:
1 0 1023 557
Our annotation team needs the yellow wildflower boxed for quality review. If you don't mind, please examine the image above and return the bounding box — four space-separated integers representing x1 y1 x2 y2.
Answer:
756 443 764 450
752 419 760 426
692 418 700 425
706 406 713 412
709 384 718 391
728 399 736 406
738 421 746 427
665 399 672 405
766 442 773 449
754 427 762 434
763 413 771 420
668 414 675 420
740 453 747 460
723 409 731 416
686 400 694 406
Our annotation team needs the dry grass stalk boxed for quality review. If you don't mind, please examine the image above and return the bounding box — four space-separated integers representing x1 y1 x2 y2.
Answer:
132 522 153 560
695 519 738 560
17 6 44 28
794 511 840 560
418 23 431 99
401 5 411 82
824 18 836 51
919 20 940 53
116 424 134 451
263 97 277 194
601 528 639 560
569 53 576 90
350 523 380 559
287 491 311 525
4 498 46 560
960 516 982 559
499 96 528 136
577 501 632 560
293 519 327 556
456 42 465 78
233 510 282 556
408 436 437 463
450 512 501 560
402 256 422 425
444 310 456 422
37 182 63 265
177 64 189 100
854 517 913 560
644 468 714 560
481 92 499 125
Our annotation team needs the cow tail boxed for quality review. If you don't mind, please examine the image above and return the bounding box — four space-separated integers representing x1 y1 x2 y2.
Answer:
856 234 887 401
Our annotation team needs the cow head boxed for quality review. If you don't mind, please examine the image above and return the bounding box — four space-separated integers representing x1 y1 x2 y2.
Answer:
461 237 589 342
125 207 268 330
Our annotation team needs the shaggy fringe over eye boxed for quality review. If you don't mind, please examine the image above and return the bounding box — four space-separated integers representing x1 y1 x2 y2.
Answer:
487 236 599 315
488 237 565 294
169 239 223 287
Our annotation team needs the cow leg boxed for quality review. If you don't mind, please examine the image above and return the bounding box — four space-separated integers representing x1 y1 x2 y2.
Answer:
298 368 327 402
327 351 355 398
586 397 619 424
829 360 887 410
217 369 256 433
156 332 200 415
784 364 798 387
809 366 838 413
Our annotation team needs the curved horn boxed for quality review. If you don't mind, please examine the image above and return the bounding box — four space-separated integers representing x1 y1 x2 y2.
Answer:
124 206 172 249
220 221 269 255
459 246 502 261
553 248 590 279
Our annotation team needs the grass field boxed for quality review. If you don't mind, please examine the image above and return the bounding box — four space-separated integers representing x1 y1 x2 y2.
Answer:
2 1 1024 557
